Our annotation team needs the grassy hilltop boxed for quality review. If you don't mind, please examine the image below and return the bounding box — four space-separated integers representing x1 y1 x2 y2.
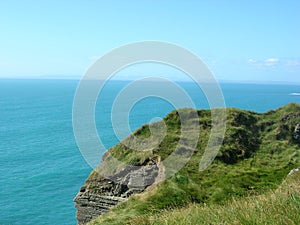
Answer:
86 103 300 225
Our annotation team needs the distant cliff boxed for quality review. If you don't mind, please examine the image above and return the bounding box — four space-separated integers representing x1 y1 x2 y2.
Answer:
74 103 300 224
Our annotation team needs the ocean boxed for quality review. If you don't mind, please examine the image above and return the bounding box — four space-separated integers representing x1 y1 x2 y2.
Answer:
0 79 300 225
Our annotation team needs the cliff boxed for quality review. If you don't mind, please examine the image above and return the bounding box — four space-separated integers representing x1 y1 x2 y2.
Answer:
74 156 163 224
74 103 300 224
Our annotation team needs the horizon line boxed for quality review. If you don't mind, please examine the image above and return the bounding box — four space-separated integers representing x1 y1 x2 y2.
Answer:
0 76 299 85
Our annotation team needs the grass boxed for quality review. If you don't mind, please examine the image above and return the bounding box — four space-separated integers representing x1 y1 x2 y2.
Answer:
130 172 300 225
89 172 300 225
85 103 300 224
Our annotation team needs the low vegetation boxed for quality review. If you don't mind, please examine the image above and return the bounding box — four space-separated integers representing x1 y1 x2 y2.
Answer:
121 172 300 225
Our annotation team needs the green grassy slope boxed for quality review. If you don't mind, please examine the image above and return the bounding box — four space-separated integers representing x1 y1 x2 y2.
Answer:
120 172 300 225
88 103 300 225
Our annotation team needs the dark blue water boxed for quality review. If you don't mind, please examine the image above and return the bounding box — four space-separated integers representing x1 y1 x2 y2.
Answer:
0 79 299 225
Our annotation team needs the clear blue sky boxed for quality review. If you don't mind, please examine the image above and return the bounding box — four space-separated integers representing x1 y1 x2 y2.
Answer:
0 0 299 83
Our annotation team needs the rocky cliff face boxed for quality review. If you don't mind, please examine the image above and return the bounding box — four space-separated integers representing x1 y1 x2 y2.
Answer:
74 156 162 224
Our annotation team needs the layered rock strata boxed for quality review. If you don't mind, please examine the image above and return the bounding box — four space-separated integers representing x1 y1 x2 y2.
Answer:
74 157 161 224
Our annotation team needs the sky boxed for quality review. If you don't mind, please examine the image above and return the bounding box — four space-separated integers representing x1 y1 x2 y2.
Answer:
0 0 300 83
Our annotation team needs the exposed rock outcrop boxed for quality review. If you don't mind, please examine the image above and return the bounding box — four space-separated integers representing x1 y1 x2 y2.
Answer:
293 123 300 143
74 157 162 224
288 167 300 176
74 193 125 224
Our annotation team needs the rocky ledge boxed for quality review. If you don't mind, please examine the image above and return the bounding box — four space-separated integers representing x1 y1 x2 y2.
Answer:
74 156 163 224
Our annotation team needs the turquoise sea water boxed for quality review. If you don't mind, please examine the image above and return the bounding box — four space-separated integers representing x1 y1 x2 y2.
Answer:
1 79 300 225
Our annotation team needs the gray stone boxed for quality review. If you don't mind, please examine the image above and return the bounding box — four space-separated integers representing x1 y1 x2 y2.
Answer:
293 124 300 142
74 157 162 224
288 167 300 176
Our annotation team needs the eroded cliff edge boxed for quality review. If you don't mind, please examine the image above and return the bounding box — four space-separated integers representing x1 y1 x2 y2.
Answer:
74 154 163 224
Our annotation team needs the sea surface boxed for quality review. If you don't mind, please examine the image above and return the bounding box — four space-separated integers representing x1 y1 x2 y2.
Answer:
1 79 300 225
